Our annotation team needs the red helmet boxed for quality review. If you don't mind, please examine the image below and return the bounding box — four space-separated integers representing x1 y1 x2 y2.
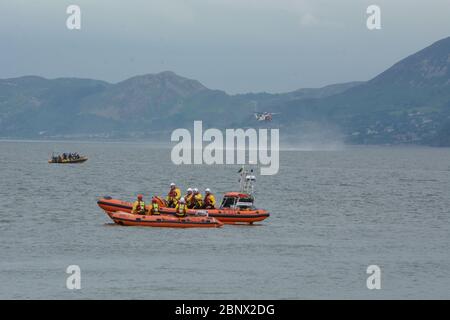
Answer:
137 194 143 200
152 198 157 203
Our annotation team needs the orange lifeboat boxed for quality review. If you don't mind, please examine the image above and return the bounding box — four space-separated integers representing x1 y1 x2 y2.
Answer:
97 192 270 225
105 211 223 228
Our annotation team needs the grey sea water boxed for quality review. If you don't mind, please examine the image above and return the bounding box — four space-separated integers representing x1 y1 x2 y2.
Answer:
0 140 449 299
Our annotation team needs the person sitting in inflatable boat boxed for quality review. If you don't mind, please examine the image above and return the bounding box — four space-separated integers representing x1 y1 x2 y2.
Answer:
175 197 188 217
192 188 203 209
132 194 147 215
150 198 160 215
203 188 216 209
166 183 181 208
184 188 193 208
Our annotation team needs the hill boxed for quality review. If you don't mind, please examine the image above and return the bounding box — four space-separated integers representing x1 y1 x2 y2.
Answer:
1 36 450 145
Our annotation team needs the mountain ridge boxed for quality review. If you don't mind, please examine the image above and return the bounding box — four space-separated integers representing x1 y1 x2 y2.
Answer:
1 36 450 145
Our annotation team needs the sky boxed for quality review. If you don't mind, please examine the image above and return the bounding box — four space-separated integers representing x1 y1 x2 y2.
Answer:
1 0 450 94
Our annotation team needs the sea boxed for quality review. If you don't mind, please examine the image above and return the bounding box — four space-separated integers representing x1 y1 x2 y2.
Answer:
0 140 449 299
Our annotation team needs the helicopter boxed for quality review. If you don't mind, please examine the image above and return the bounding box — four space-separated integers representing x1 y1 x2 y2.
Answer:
254 112 280 122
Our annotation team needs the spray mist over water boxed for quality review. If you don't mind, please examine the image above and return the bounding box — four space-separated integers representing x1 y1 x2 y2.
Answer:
280 122 346 151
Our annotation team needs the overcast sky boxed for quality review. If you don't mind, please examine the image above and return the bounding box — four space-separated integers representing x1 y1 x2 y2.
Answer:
1 0 449 93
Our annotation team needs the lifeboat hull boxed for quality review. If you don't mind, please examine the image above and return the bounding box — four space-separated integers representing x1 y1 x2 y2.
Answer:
97 198 269 224
48 157 88 164
106 211 223 228
158 207 269 224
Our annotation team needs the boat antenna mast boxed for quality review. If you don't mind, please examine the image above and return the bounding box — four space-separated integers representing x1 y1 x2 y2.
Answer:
238 165 257 196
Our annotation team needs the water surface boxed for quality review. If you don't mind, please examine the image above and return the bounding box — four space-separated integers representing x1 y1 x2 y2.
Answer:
0 141 449 299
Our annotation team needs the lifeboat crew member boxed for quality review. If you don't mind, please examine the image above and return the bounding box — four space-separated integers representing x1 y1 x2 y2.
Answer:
150 198 160 215
175 197 188 217
132 194 147 215
184 188 194 208
166 182 181 208
192 188 203 209
203 188 216 209
184 187 193 200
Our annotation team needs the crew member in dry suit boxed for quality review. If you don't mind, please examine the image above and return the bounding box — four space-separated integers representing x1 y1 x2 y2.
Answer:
184 188 194 208
175 197 188 217
150 198 160 215
203 188 216 209
132 194 147 215
192 188 203 209
166 183 181 208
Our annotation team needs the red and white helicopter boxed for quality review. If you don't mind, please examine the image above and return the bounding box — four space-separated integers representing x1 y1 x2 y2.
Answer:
254 112 280 122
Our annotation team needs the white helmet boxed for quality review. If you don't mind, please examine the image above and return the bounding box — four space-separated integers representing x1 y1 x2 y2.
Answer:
193 188 199 193
187 188 193 193
180 197 186 203
170 183 176 187
205 188 211 193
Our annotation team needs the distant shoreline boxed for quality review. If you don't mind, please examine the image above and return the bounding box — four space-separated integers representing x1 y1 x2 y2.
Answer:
1 137 448 151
